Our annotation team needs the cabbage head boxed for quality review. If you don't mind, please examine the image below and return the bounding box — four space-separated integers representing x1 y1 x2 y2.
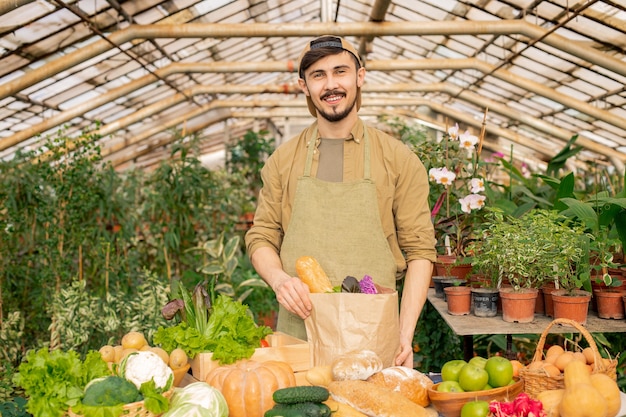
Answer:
162 382 228 417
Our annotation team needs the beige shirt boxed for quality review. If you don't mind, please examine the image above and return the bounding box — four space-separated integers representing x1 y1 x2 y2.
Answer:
245 118 437 276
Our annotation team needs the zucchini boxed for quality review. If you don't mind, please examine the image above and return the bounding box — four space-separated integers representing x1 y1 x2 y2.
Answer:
264 402 331 417
273 386 330 404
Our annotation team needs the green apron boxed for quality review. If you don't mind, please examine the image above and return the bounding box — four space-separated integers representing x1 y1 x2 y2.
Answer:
278 126 397 340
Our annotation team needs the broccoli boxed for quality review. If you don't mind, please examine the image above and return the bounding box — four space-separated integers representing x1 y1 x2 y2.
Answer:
82 376 142 406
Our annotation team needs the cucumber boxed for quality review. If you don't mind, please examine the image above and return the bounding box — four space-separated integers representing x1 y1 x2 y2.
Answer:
272 386 330 404
264 402 331 417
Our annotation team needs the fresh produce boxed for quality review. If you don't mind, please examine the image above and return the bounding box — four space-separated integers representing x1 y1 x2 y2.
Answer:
205 359 297 417
559 360 610 417
458 363 489 392
272 386 330 404
161 382 229 417
295 256 334 293
489 392 544 417
439 356 515 392
338 275 379 294
80 376 141 406
154 293 272 363
12 348 110 417
461 400 490 417
484 356 514 388
536 389 564 417
437 380 464 392
441 359 467 382
589 373 621 417
120 350 174 390
264 402 332 417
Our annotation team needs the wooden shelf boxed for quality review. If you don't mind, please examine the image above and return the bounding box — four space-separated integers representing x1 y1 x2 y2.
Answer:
427 288 626 361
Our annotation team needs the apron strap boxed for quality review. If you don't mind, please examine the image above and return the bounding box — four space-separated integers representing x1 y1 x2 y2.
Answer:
304 125 372 180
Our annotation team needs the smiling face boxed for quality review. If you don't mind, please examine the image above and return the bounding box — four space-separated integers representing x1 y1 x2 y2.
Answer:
298 51 365 123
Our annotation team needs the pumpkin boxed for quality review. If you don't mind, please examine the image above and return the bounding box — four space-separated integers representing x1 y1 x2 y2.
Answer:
559 361 608 417
205 359 296 417
590 373 621 417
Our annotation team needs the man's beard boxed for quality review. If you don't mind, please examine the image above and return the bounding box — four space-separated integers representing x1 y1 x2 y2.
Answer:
316 90 358 122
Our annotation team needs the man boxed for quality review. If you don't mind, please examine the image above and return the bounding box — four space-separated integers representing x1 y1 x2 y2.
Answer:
245 35 436 367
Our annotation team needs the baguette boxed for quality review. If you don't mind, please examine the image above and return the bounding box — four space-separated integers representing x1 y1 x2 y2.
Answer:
296 256 334 293
328 380 431 417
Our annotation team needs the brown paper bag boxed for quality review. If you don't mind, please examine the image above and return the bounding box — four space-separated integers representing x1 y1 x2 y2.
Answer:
304 289 400 368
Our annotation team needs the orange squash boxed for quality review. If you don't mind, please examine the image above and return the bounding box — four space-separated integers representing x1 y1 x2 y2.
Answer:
590 373 621 417
559 361 608 417
536 389 564 417
205 359 296 417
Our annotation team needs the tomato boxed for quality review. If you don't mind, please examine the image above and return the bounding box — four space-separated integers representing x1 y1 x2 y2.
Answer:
458 363 489 392
461 400 490 417
484 356 514 388
441 359 467 382
260 338 270 348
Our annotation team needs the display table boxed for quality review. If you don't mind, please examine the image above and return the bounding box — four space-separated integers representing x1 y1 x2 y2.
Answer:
427 289 626 361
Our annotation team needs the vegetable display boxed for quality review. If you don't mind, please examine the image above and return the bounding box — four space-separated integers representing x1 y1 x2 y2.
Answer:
154 293 272 364
161 382 229 417
12 348 110 417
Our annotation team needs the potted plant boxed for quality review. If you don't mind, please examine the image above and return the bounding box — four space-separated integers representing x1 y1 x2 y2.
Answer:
469 209 589 322
390 117 492 278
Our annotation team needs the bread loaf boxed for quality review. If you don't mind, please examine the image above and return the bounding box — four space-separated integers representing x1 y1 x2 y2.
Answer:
366 366 434 407
324 398 368 417
306 365 333 387
295 256 334 293
332 350 383 381
329 379 432 417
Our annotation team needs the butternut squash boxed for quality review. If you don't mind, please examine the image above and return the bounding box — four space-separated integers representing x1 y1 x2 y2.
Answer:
536 389 564 417
590 373 621 417
558 382 607 417
559 360 608 417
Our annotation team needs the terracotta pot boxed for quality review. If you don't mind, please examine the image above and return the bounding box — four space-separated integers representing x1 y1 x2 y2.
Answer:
551 289 591 325
434 255 472 280
499 287 538 323
444 286 471 316
534 289 545 315
590 277 626 311
542 285 559 318
594 289 625 319
471 287 499 318
441 278 466 301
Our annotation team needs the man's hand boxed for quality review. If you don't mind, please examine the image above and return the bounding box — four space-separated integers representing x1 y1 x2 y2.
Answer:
395 337 414 367
273 276 312 319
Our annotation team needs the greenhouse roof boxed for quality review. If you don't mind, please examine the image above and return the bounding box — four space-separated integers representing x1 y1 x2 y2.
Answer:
0 0 625 173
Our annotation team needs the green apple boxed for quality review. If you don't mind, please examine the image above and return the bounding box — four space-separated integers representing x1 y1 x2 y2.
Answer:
458 363 489 392
460 400 490 417
484 356 514 388
441 359 467 382
469 356 488 369
437 380 465 392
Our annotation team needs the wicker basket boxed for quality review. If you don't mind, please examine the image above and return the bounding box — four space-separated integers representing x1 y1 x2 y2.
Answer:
67 387 174 417
519 318 617 398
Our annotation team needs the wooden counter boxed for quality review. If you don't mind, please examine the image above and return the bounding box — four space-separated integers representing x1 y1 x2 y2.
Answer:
426 288 626 360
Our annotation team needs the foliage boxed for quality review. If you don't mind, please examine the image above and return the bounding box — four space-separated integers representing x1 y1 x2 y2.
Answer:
47 271 169 354
469 209 589 292
385 116 499 256
225 129 275 206
412 303 463 372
